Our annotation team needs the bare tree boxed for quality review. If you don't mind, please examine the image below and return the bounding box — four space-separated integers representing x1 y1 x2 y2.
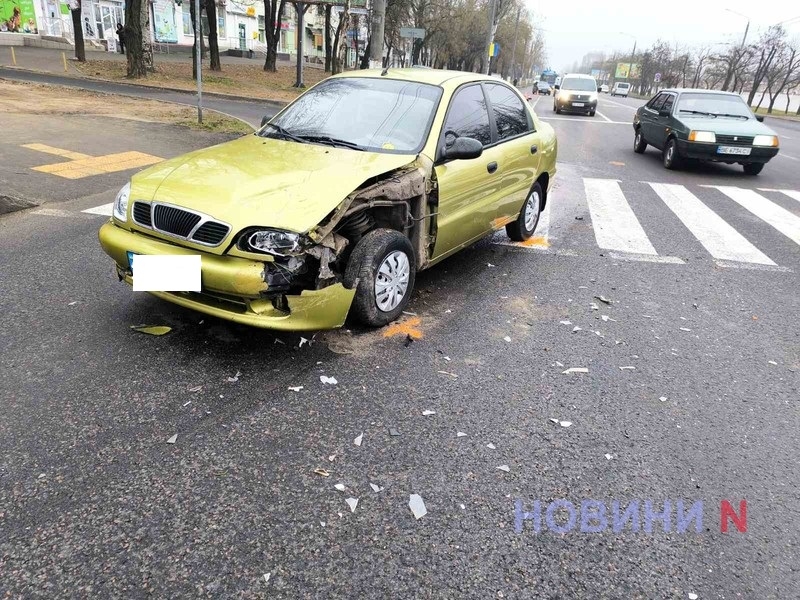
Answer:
124 0 147 77
766 43 799 113
69 4 85 62
331 0 350 74
263 0 287 71
206 0 221 71
747 27 785 105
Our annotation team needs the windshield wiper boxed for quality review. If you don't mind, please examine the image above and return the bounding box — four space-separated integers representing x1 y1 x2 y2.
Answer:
295 135 365 151
262 123 308 144
712 112 749 120
679 109 717 117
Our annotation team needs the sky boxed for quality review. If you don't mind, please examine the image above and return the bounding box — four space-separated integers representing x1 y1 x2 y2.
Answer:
526 0 800 73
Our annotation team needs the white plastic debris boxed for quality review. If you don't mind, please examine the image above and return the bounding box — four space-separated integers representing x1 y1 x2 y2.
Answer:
503 336 511 342
320 521 326 527
188 385 203 393
402 311 417 316
560 421 573 428
572 326 582 333
619 366 636 371
182 400 192 407
444 356 451 361
370 483 382 493
288 386 303 392
68 301 79 306
768 360 778 365
166 434 178 444
354 433 364 447
560 320 572 325
605 453 613 460
328 454 336 462
445 309 452 314
409 494 427 519
595 295 612 305
486 443 496 450
299 337 310 348
487 263 496 268
457 432 468 437
562 367 588 374
460 504 466 510
601 315 617 322
334 483 346 492
320 375 338 385
555 361 564 367
226 371 241 383
263 573 271 584
688 594 698 600
314 469 330 477
549 418 559 424
496 465 510 473
590 303 599 311
659 396 668 402
422 410 436 416
680 327 692 332
345 498 359 513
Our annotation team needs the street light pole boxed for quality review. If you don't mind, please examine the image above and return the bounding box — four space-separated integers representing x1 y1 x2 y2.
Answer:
484 0 497 75
725 8 750 47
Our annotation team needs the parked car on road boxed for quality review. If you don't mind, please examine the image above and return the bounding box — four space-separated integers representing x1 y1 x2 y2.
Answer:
633 88 780 175
99 69 558 330
536 81 552 95
611 82 630 97
553 73 598 116
600 84 609 93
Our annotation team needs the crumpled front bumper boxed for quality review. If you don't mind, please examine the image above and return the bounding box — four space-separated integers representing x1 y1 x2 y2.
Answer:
98 222 355 331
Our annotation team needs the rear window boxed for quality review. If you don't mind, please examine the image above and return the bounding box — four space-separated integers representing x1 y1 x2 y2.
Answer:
561 78 597 91
616 83 630 89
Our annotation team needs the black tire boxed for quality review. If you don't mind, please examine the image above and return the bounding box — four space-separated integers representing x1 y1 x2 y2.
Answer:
588 110 596 117
506 181 544 242
663 138 682 170
343 229 416 327
634 128 647 153
743 163 764 176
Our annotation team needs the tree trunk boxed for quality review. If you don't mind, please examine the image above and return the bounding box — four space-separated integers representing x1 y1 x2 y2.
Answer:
190 0 199 80
124 0 147 78
331 0 349 74
70 7 85 62
360 36 371 69
263 0 286 72
756 87 767 111
206 0 221 71
324 5 332 72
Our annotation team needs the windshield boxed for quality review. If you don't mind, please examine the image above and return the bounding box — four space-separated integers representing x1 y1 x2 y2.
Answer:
677 93 753 118
261 78 443 153
561 78 597 91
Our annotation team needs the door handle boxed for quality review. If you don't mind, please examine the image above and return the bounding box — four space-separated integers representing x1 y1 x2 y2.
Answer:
487 162 498 174
530 145 538 155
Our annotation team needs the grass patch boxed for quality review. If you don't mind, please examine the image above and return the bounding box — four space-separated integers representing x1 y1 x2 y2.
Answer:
753 106 800 121
176 111 254 134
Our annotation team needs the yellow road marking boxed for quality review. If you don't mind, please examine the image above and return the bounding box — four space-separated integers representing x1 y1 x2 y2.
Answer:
22 143 91 161
383 316 423 340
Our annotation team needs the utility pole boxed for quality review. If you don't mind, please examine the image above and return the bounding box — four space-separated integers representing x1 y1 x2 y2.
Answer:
370 0 386 68
484 0 497 75
195 0 203 123
509 7 521 81
293 2 306 88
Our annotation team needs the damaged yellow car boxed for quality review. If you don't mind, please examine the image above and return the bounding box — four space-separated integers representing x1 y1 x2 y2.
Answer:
99 69 557 330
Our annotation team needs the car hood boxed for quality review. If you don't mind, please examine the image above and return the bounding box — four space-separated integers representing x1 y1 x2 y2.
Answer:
130 134 417 235
677 116 776 137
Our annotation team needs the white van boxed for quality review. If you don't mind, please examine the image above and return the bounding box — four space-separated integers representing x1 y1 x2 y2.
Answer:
611 82 630 97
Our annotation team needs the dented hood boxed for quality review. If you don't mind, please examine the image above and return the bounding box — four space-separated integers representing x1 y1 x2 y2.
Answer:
130 134 416 234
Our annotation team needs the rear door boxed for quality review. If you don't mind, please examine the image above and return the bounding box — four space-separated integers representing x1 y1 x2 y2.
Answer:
483 82 540 224
432 84 505 259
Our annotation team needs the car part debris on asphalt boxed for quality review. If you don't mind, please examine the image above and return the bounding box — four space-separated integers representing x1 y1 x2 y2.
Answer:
457 432 467 437
354 433 363 446
226 371 241 382
131 325 171 336
422 410 436 416
409 494 427 519
370 483 382 492
320 375 338 385
486 443 496 449
334 483 346 492
559 421 573 428
562 367 588 374
314 469 330 477
346 498 359 513
288 386 303 392
166 434 178 444
496 465 510 472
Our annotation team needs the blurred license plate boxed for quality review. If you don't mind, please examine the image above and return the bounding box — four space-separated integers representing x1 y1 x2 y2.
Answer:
129 254 201 292
717 146 751 155
572 102 585 107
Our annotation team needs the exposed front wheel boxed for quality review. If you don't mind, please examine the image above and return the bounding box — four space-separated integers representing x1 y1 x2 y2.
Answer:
634 129 647 153
743 163 764 176
344 229 416 327
506 181 544 242
663 138 682 170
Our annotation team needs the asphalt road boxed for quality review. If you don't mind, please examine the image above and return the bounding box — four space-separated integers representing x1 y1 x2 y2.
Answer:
1 83 799 599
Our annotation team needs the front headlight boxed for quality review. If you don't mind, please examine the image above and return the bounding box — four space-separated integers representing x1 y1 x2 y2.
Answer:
112 182 131 221
753 135 779 147
245 229 302 256
688 131 716 143
589 92 598 102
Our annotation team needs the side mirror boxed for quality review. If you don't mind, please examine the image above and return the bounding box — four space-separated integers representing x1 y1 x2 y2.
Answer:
755 115 765 122
442 137 483 161
554 84 560 90
260 115 270 128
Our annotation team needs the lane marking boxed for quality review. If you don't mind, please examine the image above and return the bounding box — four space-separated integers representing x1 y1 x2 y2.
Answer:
22 143 90 161
599 97 638 110
777 153 798 161
583 178 658 255
595 110 613 123
707 185 800 247
608 251 684 264
31 151 162 179
648 182 775 265
82 202 114 216
714 260 792 272
758 188 800 204
538 117 629 124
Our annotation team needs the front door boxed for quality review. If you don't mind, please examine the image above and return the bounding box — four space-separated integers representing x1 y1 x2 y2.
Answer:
433 84 503 259
650 93 676 150
640 93 666 148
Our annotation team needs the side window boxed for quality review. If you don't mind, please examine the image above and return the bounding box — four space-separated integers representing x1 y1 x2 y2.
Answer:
442 84 492 147
661 94 675 113
647 93 667 111
485 83 532 140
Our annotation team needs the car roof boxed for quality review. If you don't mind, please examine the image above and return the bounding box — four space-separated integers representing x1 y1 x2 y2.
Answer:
331 68 504 87
562 73 596 79
658 88 742 96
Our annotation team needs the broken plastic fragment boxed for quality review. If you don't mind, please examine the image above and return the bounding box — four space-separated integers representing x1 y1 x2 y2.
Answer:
445 309 452 314
604 453 613 460
320 521 326 527
680 327 692 332
288 386 303 392
354 433 363 447
314 469 330 477
659 396 667 402
560 320 572 326
487 263 496 268
166 434 178 444
601 315 617 322
688 594 698 600
409 494 427 519
182 400 192 407
226 370 241 383
460 503 466 510
503 336 511 342
496 465 510 473
559 421 573 428
131 325 171 336
389 428 401 436
486 443 496 450
299 336 310 348
572 326 582 333
263 573 271 584
334 483 346 492
320 375 338 385
549 418 559 424
768 360 778 365
595 295 612 305
345 497 358 513
457 432 468 437
422 410 436 416
590 303 599 311
619 366 636 371
188 385 202 393
562 367 588 374
556 361 564 367
444 356 451 361
370 483 382 493
328 454 336 462
68 301 79 306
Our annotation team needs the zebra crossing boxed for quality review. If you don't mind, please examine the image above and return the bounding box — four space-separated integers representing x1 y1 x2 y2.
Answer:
499 178 800 272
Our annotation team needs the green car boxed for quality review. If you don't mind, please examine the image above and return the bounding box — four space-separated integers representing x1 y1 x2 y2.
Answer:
633 89 780 175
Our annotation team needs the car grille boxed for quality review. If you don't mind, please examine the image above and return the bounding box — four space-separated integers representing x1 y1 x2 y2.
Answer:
717 134 754 145
131 202 230 246
572 94 590 101
132 201 152 227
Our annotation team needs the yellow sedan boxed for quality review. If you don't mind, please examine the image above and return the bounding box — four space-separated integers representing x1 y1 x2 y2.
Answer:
99 69 558 330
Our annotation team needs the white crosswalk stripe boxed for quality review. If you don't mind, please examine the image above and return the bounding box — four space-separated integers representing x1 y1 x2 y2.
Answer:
759 188 800 204
583 178 658 255
648 182 775 265
707 186 800 247
81 203 114 216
